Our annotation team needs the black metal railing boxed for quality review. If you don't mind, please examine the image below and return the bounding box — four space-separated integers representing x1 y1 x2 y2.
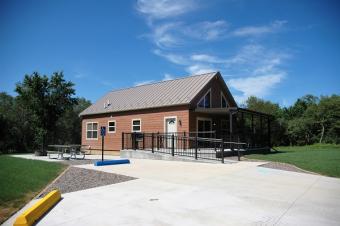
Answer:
122 132 247 163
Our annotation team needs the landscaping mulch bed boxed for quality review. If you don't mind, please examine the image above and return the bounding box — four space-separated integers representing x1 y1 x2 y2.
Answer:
39 167 136 198
258 162 317 175
229 156 318 175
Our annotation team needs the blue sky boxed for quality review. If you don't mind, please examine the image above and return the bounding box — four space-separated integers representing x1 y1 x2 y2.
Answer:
0 0 339 106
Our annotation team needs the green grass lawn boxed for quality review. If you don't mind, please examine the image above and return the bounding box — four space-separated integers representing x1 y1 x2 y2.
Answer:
245 144 340 178
0 155 66 223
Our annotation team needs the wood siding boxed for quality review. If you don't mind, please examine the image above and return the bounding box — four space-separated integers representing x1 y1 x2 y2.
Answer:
81 105 189 151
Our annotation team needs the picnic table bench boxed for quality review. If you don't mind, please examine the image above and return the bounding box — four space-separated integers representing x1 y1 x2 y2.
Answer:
47 145 88 160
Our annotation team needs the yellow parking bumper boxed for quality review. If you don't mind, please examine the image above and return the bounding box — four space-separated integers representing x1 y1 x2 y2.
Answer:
14 190 61 226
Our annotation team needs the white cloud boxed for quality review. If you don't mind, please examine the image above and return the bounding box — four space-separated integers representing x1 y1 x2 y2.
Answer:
186 20 229 40
136 0 196 20
148 20 228 48
134 80 155 86
225 44 264 65
153 50 217 75
135 1 290 101
186 64 216 75
163 73 174 81
253 58 282 75
153 44 289 86
151 22 182 48
153 49 188 65
224 44 290 73
228 73 285 103
231 20 287 37
221 44 290 103
191 54 224 63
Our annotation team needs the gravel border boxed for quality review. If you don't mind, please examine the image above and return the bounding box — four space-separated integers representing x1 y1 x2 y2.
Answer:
228 156 318 175
39 167 136 198
258 162 318 175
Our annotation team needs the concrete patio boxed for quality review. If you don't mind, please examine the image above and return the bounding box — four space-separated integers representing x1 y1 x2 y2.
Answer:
4 156 340 226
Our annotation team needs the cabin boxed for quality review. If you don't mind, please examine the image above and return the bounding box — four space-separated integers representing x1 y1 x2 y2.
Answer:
80 72 272 157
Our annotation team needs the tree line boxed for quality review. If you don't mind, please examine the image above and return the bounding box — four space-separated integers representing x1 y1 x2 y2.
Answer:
245 95 340 146
0 72 339 153
0 72 91 154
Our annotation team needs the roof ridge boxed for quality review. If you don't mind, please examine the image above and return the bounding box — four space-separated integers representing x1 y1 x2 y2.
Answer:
109 71 218 93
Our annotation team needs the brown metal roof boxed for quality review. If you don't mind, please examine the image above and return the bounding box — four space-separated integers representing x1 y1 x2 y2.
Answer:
80 72 218 116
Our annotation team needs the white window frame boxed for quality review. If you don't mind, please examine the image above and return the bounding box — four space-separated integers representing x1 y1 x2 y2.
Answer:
163 116 178 133
221 91 228 108
107 120 116 133
86 122 98 140
131 119 141 132
197 89 212 108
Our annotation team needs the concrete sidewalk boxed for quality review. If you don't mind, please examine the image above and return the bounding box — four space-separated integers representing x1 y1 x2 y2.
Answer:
4 159 340 226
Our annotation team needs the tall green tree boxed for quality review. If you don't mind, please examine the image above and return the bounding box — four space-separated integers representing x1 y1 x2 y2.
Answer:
283 95 319 119
0 92 34 152
283 95 319 145
0 93 15 152
54 98 91 144
15 72 76 153
305 95 340 144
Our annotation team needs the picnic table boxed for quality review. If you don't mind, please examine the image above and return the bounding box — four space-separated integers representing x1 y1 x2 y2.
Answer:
47 144 87 160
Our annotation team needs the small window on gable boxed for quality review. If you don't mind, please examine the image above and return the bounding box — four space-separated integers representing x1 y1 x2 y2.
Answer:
108 120 116 133
132 119 141 132
221 92 228 108
197 90 211 108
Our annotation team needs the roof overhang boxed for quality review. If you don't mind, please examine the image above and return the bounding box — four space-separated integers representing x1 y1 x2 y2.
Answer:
80 103 190 117
194 107 273 118
194 107 232 115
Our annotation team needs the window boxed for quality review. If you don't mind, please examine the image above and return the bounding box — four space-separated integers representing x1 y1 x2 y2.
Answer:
108 120 116 133
197 118 212 138
221 92 228 108
132 119 141 132
86 122 98 139
197 90 211 108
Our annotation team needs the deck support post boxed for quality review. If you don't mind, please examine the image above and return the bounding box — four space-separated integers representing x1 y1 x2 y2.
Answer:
229 111 233 149
221 139 224 163
195 135 198 160
171 134 175 156
251 114 254 148
142 133 145 150
122 132 124 150
268 118 271 148
133 132 137 150
183 131 186 150
241 112 244 142
157 132 160 150
260 116 263 146
151 133 154 153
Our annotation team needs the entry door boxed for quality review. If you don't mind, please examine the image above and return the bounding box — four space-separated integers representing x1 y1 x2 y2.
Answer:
165 117 177 148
